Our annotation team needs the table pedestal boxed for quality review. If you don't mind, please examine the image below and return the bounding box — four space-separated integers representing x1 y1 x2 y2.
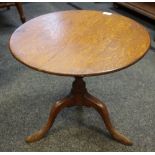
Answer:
25 77 132 145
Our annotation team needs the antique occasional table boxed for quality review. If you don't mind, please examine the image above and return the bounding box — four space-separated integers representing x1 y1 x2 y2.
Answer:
9 10 150 145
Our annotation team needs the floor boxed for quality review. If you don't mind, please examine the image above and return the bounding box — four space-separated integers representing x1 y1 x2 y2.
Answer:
0 2 155 152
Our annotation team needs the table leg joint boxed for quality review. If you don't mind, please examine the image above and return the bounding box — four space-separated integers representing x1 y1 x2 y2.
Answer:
25 77 133 145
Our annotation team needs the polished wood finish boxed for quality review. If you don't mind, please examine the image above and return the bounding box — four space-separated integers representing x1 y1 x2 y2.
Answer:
25 77 132 145
9 10 150 145
0 2 26 23
9 10 150 77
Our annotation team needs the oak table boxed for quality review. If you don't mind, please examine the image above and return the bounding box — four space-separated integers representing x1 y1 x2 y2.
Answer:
9 10 150 145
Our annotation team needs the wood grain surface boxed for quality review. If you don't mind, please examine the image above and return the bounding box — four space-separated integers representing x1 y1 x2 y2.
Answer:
9 10 150 77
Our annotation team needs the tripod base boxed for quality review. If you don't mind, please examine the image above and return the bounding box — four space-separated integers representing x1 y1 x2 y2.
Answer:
25 77 133 145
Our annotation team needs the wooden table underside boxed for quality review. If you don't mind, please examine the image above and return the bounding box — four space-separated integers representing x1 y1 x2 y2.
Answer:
25 77 132 145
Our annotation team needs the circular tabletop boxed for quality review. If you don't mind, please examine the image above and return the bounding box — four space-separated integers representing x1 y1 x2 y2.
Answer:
9 10 150 77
